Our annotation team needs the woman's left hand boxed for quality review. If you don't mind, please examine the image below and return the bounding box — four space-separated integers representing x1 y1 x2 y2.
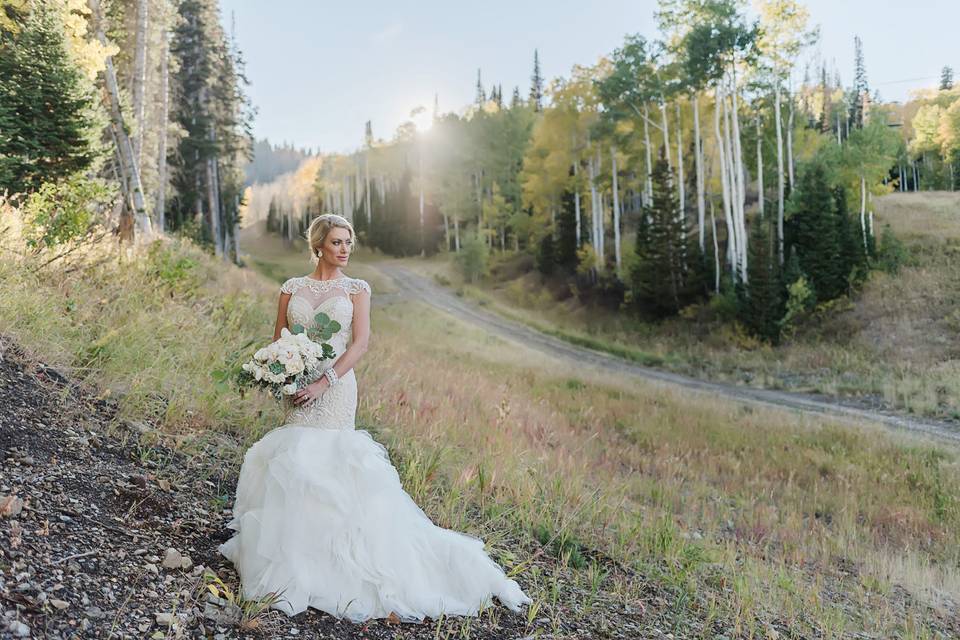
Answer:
292 378 329 405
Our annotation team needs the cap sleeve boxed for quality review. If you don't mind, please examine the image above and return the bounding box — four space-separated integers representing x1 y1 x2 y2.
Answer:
349 278 371 296
280 277 302 295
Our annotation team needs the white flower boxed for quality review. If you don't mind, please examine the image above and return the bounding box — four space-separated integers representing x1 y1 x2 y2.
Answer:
281 383 298 395
284 358 305 375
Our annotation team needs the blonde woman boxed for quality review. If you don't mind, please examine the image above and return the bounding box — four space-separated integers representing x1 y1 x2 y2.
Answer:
218 213 531 622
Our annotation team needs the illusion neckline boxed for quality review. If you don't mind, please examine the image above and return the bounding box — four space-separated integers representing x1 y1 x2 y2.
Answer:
303 274 348 283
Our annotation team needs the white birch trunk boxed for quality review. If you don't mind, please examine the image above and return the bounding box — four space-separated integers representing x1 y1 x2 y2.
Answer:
454 216 461 252
693 94 706 251
643 104 653 204
729 81 748 282
676 102 685 218
860 175 867 249
714 87 736 276
132 0 148 165
89 0 151 241
596 150 604 263
364 151 372 223
155 20 169 233
611 146 621 273
775 82 785 263
786 96 795 189
756 115 764 218
710 200 720 293
573 160 581 246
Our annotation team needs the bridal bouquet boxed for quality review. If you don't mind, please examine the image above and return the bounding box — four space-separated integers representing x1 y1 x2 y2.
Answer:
238 312 341 401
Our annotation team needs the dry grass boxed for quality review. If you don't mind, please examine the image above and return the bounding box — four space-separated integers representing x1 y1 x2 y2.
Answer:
413 192 960 420
3 215 960 637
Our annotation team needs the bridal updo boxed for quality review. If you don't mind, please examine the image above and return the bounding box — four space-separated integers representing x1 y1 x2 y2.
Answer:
306 213 355 262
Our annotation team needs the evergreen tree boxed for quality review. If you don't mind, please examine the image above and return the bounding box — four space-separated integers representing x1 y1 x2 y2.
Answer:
535 229 556 275
475 68 486 107
510 86 522 110
555 187 579 270
529 49 543 112
787 161 843 302
833 185 867 289
849 35 868 129
940 66 954 91
630 148 701 317
0 2 97 195
740 215 783 342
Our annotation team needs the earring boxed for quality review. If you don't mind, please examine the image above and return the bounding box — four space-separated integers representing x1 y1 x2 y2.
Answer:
317 250 323 257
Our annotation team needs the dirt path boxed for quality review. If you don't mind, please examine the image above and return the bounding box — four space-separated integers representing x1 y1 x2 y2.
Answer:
372 262 960 446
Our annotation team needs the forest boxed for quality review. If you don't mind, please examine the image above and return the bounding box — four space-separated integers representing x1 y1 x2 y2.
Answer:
254 3 957 343
3 1 960 637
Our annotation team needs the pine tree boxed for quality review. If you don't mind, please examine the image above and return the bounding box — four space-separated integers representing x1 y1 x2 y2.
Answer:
788 161 843 302
630 148 701 317
940 66 954 91
555 186 578 270
849 35 868 130
475 68 486 107
741 215 783 342
510 86 522 110
529 49 543 112
0 3 97 195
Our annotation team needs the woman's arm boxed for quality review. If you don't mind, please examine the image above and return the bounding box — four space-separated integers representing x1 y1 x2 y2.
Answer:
328 287 371 378
273 292 292 341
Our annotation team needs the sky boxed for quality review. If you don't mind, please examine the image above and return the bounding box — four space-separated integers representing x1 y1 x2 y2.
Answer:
219 0 958 155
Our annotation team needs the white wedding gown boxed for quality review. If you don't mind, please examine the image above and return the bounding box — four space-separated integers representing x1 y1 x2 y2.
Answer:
218 275 531 621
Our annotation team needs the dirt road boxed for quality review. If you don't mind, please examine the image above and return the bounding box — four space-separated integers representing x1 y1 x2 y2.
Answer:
373 262 960 446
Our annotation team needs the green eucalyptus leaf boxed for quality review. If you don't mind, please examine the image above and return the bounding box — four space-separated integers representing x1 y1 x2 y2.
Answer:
291 323 305 334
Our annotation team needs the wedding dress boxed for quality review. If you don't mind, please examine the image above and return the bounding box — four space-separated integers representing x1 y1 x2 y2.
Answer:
218 275 531 621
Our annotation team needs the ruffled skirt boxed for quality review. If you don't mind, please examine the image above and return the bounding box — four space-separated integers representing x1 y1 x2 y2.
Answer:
218 424 531 621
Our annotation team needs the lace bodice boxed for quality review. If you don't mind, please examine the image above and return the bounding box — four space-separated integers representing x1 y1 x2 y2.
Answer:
280 275 371 429
281 275 370 344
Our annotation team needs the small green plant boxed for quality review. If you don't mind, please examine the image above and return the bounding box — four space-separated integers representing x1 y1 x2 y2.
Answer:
22 174 111 250
456 230 488 283
201 570 285 631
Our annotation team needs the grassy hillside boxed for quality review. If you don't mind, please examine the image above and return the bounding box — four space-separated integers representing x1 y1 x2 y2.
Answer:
406 192 960 421
2 215 959 637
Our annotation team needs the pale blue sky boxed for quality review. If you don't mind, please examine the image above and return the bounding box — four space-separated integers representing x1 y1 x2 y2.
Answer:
220 1 957 154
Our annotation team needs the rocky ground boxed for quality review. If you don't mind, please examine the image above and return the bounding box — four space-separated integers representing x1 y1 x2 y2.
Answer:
0 338 685 640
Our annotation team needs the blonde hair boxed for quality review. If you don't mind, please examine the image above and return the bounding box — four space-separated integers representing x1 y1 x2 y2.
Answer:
306 213 355 260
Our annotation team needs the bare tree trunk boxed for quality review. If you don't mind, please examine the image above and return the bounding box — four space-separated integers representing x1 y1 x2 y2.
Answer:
573 160 581 246
155 18 169 233
454 216 461 252
611 146 621 273
418 145 425 257
714 87 736 276
596 149 604 263
710 200 720 293
693 94 705 251
775 82 785 263
89 0 151 242
364 151 372 224
206 138 222 257
756 115 764 219
860 175 867 249
786 95 795 190
676 102 685 217
132 0 148 165
729 77 748 282
643 104 653 205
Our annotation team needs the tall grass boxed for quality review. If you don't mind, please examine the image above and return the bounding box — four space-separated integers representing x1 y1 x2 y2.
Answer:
2 217 959 636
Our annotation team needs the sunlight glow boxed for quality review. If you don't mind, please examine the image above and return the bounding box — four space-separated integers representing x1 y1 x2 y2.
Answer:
411 108 433 132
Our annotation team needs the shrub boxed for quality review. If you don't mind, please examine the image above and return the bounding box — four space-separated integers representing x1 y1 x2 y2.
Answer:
22 174 111 249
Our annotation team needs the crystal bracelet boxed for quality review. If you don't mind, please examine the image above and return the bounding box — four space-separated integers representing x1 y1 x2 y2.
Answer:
324 367 339 387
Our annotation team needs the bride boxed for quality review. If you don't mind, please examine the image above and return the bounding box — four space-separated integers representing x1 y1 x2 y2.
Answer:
218 213 531 622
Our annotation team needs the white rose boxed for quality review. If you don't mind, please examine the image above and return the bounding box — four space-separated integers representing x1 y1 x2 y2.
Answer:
282 383 298 395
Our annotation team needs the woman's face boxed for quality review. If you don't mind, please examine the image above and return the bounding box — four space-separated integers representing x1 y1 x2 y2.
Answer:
322 227 353 267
